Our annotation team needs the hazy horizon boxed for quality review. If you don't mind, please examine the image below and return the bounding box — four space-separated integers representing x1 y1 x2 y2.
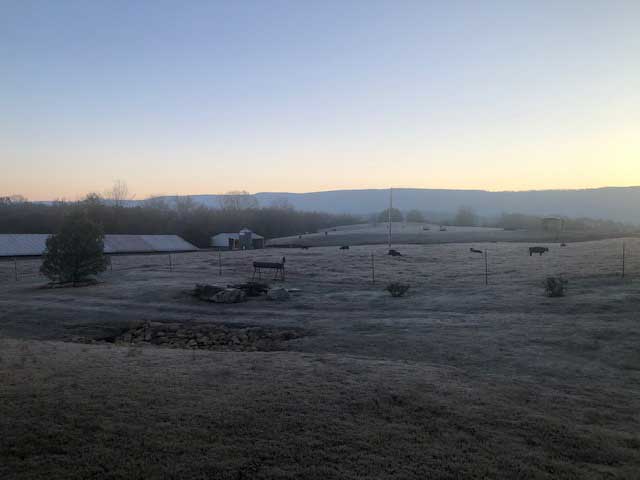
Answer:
3 1 639 200
9 183 640 204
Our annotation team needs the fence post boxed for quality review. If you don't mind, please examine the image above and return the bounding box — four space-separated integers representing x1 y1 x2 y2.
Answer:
169 254 173 272
371 253 375 284
14 258 18 281
622 241 626 279
218 252 222 276
484 250 488 285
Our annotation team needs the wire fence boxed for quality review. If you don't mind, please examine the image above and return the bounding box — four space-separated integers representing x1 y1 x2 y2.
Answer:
1 239 638 291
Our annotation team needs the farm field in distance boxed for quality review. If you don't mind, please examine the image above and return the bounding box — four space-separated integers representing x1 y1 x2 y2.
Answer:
266 222 630 247
2 237 640 479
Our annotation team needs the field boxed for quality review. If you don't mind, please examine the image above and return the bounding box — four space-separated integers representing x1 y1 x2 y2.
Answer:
2 238 640 479
267 222 627 247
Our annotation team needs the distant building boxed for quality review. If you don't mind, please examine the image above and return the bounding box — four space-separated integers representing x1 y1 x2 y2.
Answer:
211 228 264 250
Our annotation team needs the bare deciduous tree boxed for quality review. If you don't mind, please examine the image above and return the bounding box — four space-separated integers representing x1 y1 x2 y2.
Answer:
219 190 259 210
270 197 294 210
0 195 28 205
454 206 478 226
107 180 135 207
406 210 425 223
175 195 196 215
143 195 169 210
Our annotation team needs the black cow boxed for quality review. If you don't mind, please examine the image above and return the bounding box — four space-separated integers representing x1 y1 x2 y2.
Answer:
529 246 549 256
340 245 350 250
388 249 402 256
470 248 483 254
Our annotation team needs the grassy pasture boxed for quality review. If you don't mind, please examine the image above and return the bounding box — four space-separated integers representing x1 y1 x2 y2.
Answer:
1 238 640 478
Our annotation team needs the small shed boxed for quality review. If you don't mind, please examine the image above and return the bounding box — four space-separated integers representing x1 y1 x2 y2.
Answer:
211 229 264 250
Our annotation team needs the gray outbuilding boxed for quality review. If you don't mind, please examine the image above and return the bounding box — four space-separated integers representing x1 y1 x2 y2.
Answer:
211 228 264 250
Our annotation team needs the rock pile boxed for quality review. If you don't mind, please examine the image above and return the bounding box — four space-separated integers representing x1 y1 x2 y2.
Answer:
211 288 246 303
193 284 246 303
193 282 291 303
228 282 270 296
115 321 306 351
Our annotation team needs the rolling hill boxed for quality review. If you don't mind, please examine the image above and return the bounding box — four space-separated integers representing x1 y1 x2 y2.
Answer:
154 187 640 223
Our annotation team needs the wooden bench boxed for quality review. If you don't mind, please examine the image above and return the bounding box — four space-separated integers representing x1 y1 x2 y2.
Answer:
253 257 286 281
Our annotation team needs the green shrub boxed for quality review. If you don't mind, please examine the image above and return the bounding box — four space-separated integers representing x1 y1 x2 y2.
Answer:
386 282 410 297
40 211 109 284
544 277 567 297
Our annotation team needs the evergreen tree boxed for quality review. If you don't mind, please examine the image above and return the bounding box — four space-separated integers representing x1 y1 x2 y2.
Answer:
41 211 109 284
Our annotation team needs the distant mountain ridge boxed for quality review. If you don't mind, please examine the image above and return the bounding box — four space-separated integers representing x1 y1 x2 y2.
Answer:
152 187 640 224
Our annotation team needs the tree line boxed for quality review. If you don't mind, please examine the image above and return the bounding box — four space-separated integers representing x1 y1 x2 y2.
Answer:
0 194 360 248
2 189 634 247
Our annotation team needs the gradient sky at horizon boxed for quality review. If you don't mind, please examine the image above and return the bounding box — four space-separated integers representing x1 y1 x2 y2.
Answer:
2 0 639 200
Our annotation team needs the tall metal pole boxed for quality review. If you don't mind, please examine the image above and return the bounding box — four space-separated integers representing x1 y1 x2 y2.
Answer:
388 187 393 250
484 250 488 285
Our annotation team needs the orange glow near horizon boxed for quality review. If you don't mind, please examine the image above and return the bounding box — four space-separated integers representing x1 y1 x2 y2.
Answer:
2 2 639 201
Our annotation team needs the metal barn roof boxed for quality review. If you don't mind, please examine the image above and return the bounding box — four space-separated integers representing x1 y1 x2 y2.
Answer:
0 234 49 256
0 234 197 257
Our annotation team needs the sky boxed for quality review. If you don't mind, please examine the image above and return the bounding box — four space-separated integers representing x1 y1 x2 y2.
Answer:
1 0 639 201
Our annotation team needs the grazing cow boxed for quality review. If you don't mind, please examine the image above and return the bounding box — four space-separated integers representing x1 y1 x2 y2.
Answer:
388 249 402 256
300 246 309 250
470 248 483 254
529 246 549 256
340 245 349 250
561 243 567 247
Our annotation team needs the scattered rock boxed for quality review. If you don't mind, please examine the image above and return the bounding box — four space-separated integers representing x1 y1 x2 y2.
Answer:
267 287 290 301
211 288 247 304
104 322 308 352
227 282 270 297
